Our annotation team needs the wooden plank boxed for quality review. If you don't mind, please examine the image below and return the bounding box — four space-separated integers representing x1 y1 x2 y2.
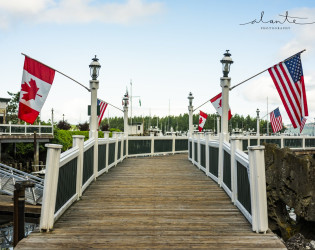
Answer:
16 154 286 249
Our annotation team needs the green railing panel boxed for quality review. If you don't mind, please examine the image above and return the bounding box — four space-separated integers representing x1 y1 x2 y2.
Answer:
40 127 53 133
118 141 121 160
194 142 198 162
189 141 192 159
0 126 9 133
262 139 281 147
237 161 251 215
55 157 77 213
83 146 94 185
223 150 231 190
154 140 172 153
98 144 106 171
108 143 115 165
284 138 302 148
306 138 315 147
209 146 219 177
11 126 26 133
128 140 151 155
26 127 40 133
200 144 206 168
175 139 188 151
242 140 248 151
123 140 126 156
249 139 258 146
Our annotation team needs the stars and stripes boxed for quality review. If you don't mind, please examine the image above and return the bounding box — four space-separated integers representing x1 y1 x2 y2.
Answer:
268 54 308 129
97 99 108 127
270 108 283 133
300 117 307 133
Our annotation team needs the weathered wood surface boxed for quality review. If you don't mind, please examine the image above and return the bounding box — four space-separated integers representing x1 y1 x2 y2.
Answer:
16 154 286 249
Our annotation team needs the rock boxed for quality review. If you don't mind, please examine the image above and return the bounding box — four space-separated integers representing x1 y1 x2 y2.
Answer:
264 144 315 240
285 233 314 250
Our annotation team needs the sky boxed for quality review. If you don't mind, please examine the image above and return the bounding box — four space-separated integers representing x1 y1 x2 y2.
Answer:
1 0 315 127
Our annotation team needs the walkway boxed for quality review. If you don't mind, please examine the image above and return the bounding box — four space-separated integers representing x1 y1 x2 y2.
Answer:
16 154 286 249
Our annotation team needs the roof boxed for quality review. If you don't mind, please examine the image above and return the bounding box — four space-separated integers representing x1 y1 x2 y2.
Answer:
0 98 11 103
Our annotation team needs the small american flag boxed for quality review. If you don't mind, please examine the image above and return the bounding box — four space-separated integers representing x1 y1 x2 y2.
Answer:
97 99 108 127
300 117 307 133
270 108 283 133
268 53 308 128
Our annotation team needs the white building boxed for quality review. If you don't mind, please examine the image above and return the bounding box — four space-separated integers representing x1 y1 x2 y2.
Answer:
128 123 144 135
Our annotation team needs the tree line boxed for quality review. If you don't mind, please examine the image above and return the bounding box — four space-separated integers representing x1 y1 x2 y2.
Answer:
6 91 283 134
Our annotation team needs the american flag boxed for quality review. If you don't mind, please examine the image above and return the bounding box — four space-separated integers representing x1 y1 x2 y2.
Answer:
270 108 283 133
268 54 308 128
97 99 108 127
300 117 307 133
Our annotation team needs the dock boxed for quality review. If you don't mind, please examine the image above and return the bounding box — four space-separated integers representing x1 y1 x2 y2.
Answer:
16 154 285 249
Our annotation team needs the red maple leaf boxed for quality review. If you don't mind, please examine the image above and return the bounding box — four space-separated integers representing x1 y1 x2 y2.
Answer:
199 117 203 124
21 79 42 101
218 99 222 108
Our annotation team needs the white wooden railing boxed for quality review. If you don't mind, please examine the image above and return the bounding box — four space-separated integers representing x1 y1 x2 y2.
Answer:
40 132 188 231
0 122 53 135
188 133 268 233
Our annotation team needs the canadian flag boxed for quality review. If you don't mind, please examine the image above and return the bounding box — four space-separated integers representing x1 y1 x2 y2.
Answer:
210 92 232 120
198 111 208 132
18 57 55 124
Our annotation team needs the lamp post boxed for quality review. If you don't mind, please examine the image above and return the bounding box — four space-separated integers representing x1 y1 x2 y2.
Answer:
188 92 194 137
89 56 101 180
89 55 101 139
122 92 129 135
220 50 233 141
256 108 260 136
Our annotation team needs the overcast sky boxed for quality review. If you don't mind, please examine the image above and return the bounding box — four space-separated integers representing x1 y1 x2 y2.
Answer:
1 0 315 126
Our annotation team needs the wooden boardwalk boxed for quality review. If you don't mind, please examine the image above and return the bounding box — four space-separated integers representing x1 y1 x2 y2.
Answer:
16 154 286 249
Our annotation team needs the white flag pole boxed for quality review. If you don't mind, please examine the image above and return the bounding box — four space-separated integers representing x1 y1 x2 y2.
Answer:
21 53 90 92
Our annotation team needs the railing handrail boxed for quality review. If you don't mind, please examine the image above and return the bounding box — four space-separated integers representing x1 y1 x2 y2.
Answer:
0 122 53 135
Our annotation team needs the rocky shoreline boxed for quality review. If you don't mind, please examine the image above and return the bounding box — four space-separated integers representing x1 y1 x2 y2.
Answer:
264 144 315 249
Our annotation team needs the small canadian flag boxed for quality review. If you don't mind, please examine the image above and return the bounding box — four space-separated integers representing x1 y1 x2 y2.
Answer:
18 57 55 124
210 92 232 120
198 111 208 132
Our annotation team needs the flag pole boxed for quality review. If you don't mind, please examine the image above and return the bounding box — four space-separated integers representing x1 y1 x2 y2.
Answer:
21 53 91 92
98 98 123 112
193 99 210 112
192 49 306 112
230 49 306 91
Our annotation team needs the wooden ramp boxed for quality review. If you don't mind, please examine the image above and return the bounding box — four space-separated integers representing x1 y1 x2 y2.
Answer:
16 154 286 249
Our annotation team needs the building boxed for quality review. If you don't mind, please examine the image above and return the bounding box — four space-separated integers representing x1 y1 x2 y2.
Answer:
0 98 11 124
128 123 144 135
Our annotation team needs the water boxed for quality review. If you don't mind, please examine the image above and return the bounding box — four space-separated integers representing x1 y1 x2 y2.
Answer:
0 222 38 249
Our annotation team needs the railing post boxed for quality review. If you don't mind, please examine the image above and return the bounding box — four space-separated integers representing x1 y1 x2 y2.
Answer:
39 122 41 135
24 122 27 135
205 132 210 175
192 133 195 165
150 132 154 156
230 136 242 203
9 121 12 135
197 133 201 168
120 133 124 161
280 136 284 148
218 132 225 186
248 145 268 233
172 133 176 154
302 135 306 149
73 135 85 200
113 132 118 165
40 144 62 232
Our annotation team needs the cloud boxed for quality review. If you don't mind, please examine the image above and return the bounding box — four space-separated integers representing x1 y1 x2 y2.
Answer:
279 8 315 58
0 0 163 28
